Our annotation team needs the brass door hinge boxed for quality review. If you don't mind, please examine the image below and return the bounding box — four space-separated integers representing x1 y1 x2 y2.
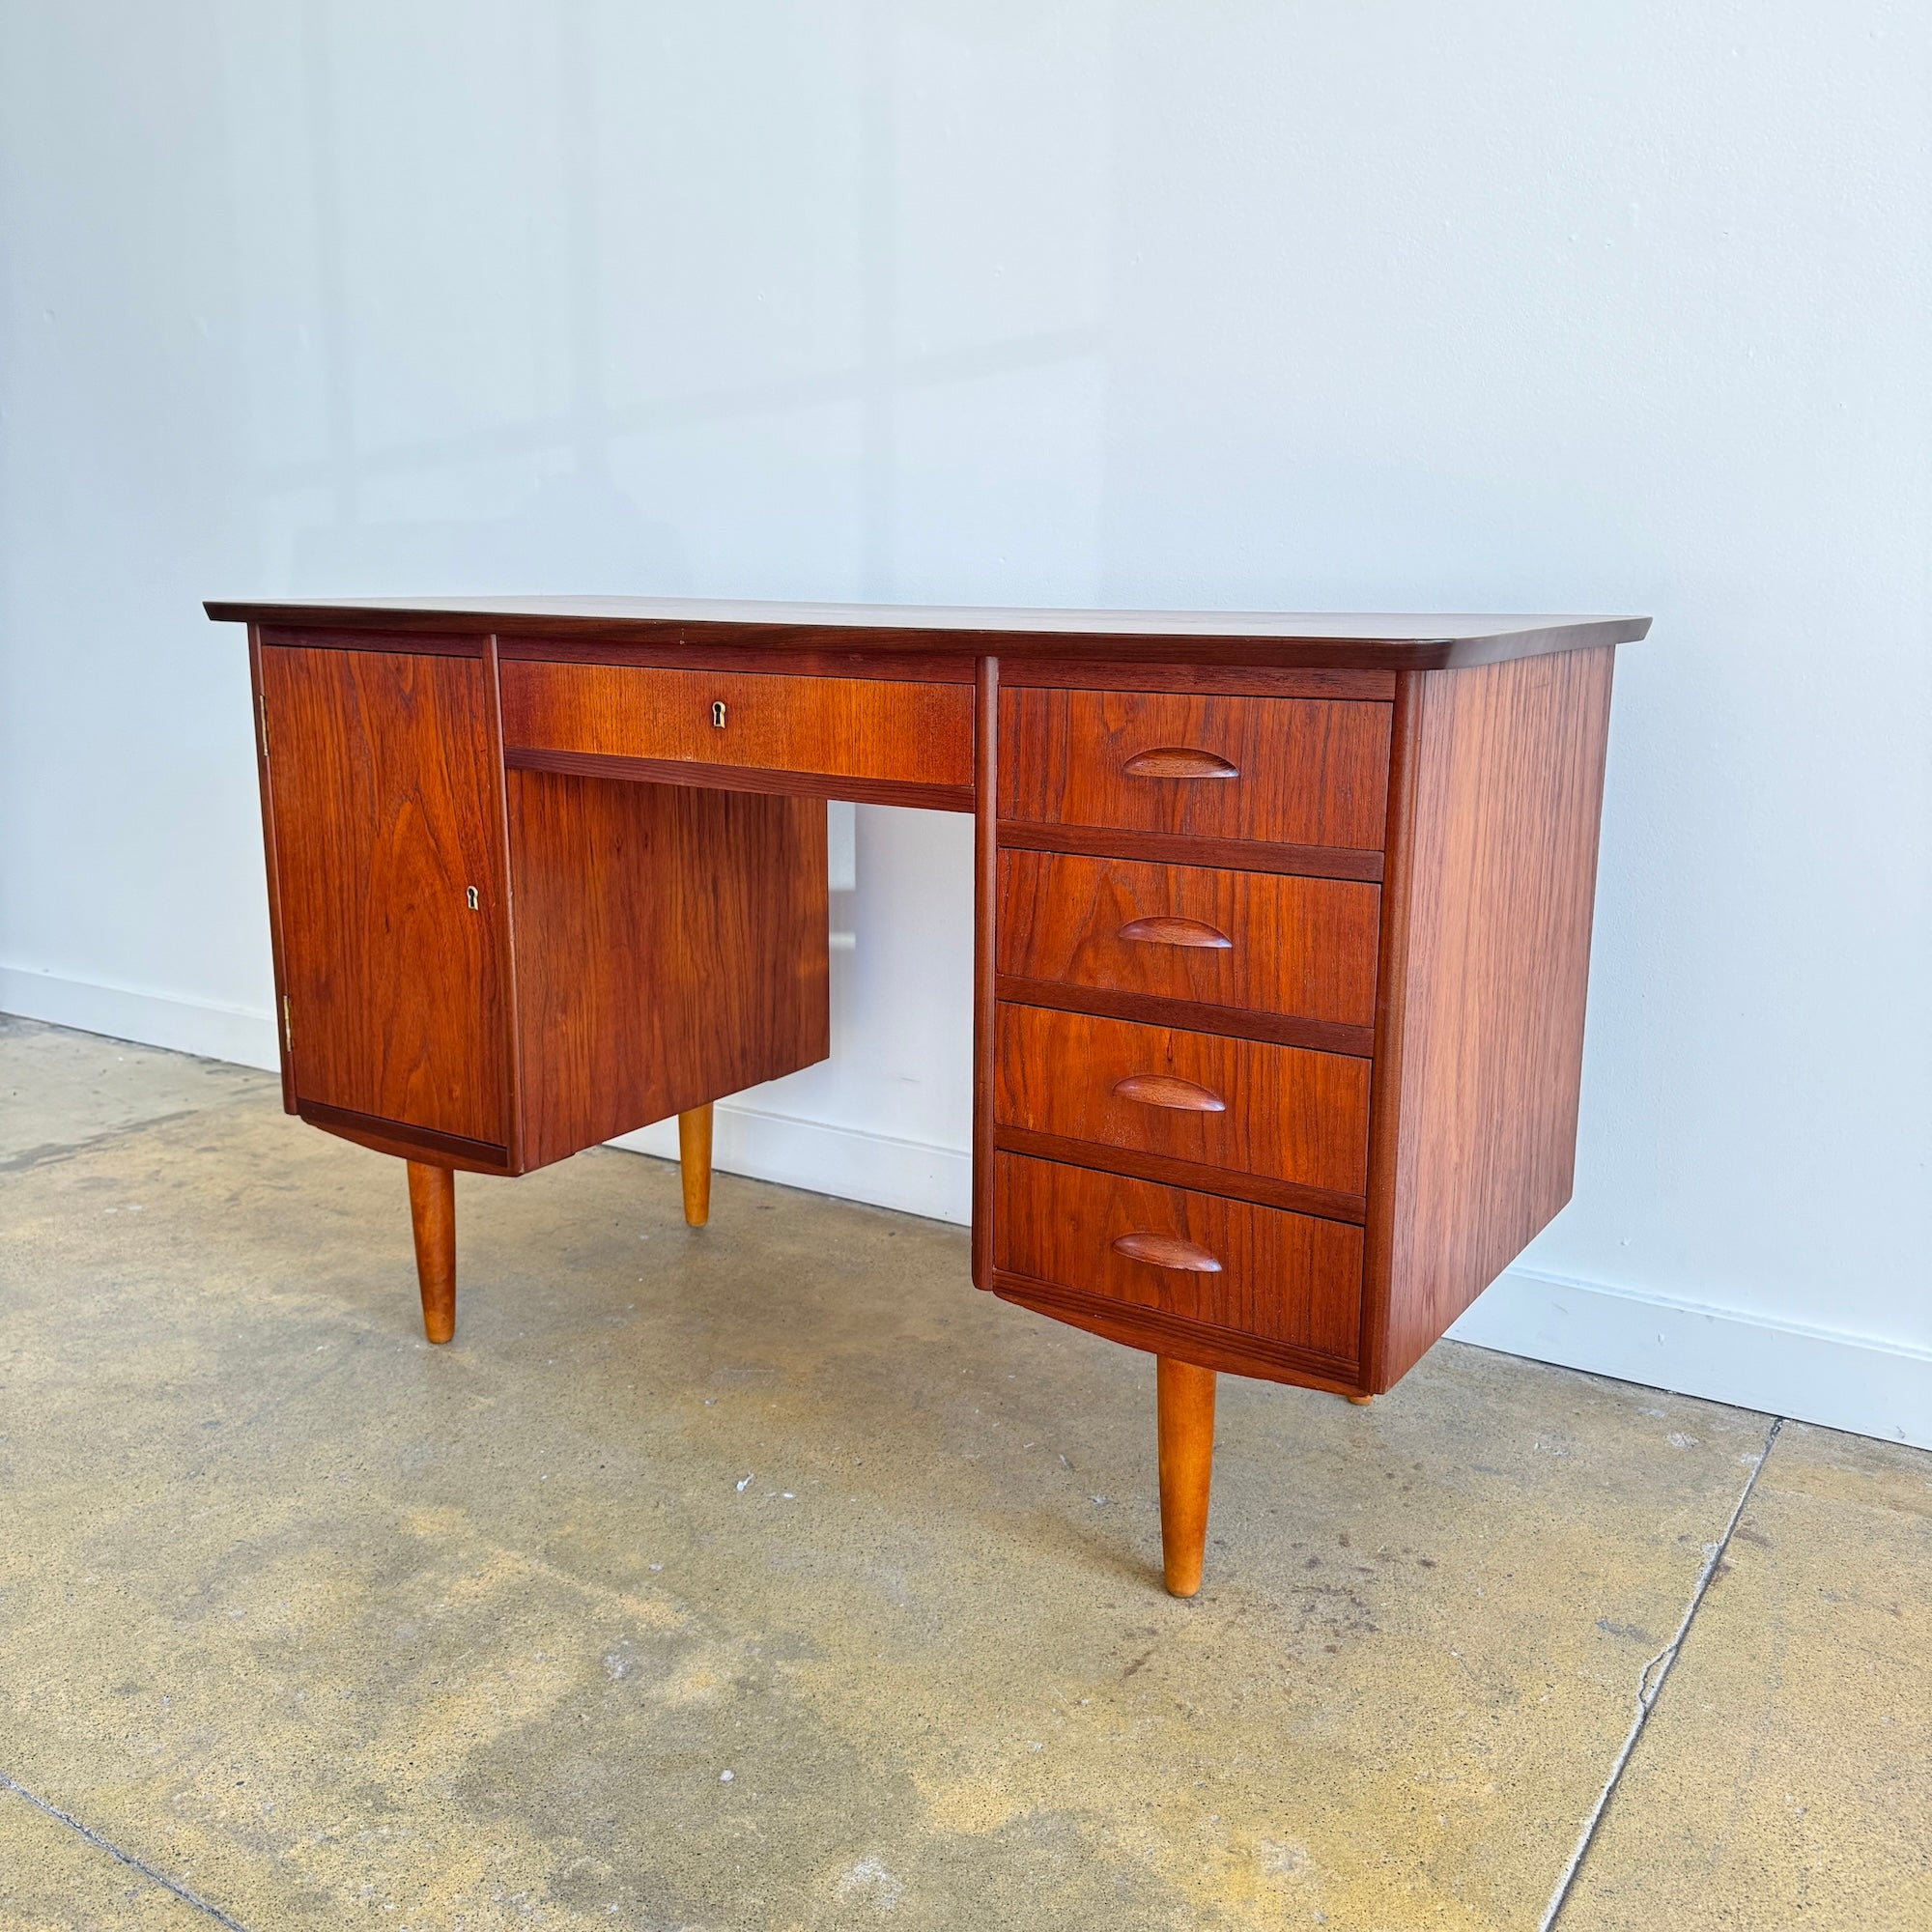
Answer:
282 995 293 1051
257 691 270 758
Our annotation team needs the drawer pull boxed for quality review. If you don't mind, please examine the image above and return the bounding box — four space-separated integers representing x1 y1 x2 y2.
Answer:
1122 747 1238 781
1117 915 1233 950
1112 1072 1226 1114
1112 1231 1223 1273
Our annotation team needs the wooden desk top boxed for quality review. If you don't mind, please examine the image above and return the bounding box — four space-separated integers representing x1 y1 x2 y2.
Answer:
207 595 1649 672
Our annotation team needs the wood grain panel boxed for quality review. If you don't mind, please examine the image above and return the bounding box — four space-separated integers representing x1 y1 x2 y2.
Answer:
296 1101 513 1175
500 660 973 790
482 638 525 1169
1359 670 1419 1389
258 626 491 659
971 657 1000 1288
993 1153 1361 1360
497 636 977 682
1367 646 1617 1386
259 645 511 1148
1002 689 1390 849
996 850 1379 1027
246 629 296 1116
997 821 1383 882
993 1003 1370 1196
989 1269 1368 1389
991 1127 1364 1222
507 771 831 1169
997 661 1396 699
504 744 972 814
993 977 1374 1056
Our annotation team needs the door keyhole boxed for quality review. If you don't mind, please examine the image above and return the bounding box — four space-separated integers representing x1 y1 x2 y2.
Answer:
711 699 727 728
466 886 479 911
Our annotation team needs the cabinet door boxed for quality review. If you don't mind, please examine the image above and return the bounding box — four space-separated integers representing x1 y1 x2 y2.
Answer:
259 644 512 1151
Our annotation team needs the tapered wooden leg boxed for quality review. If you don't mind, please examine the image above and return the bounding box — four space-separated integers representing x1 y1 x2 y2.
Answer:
406 1160 456 1344
678 1104 713 1228
1156 1356 1217 1598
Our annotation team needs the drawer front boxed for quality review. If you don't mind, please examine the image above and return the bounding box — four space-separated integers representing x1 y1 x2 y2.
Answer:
500 661 974 789
1000 688 1390 850
996 850 1379 1028
993 1152 1362 1360
994 1003 1370 1197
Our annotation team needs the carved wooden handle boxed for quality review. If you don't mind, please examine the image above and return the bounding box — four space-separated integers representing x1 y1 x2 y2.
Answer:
1122 747 1238 780
1112 1232 1223 1272
1117 915 1233 950
1112 1073 1226 1113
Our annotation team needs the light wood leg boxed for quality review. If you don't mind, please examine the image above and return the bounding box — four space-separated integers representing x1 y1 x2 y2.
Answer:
678 1103 714 1227
1156 1356 1217 1598
406 1160 456 1344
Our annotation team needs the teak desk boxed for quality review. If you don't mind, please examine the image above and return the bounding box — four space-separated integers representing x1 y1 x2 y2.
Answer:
207 596 1648 1596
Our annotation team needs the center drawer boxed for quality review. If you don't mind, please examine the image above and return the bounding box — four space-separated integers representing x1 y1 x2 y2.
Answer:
993 1151 1362 1362
996 849 1380 1029
499 660 974 791
994 1002 1370 1202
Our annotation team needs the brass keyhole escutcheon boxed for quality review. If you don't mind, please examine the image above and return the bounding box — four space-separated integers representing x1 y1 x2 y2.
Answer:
466 886 479 911
711 699 727 728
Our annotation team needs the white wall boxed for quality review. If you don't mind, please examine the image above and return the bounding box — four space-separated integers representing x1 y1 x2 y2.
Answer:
2 3 1926 1444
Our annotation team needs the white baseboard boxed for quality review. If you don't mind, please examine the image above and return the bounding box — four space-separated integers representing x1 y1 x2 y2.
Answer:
0 964 281 1071
1452 1267 1932 1450
613 1103 973 1228
7 966 1925 1447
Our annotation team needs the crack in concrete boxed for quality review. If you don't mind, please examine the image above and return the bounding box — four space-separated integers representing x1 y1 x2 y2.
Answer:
1541 1414 1784 1930
0 1775 256 1930
0 1109 209 1174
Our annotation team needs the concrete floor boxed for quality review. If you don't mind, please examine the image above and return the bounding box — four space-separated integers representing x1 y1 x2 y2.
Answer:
0 1017 1924 1931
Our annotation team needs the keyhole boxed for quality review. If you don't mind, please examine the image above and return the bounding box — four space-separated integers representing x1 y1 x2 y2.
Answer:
711 699 727 728
466 886 479 911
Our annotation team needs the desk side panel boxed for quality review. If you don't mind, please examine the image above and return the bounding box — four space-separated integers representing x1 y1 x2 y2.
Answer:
506 770 830 1169
1369 646 1616 1387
